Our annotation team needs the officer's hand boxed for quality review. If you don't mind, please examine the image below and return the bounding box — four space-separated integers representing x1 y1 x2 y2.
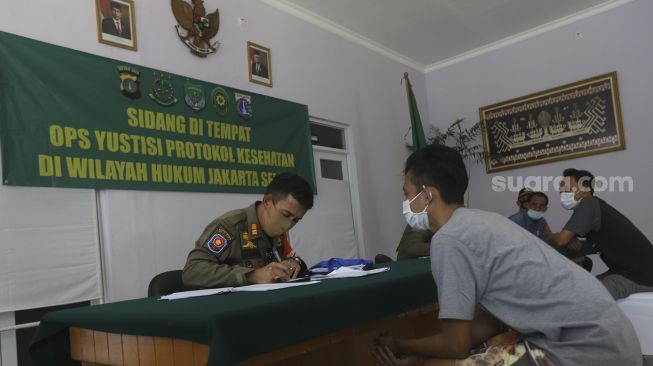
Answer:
246 262 292 284
280 258 300 279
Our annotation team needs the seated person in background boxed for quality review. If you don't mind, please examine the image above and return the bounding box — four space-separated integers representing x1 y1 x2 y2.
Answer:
182 172 313 288
373 144 641 366
396 224 433 260
509 191 592 271
550 168 653 299
508 191 553 243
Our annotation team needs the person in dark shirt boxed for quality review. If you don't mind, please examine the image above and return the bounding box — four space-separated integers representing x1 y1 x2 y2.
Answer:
550 168 653 299
510 191 592 270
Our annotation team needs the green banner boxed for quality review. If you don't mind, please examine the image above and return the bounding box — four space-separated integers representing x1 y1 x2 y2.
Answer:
0 32 315 193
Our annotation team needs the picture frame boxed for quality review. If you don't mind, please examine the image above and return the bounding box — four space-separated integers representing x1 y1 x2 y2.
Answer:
479 72 625 173
247 41 272 87
96 0 137 51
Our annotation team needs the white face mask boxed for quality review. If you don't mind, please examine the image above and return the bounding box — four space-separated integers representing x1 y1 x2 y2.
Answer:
402 187 431 231
527 209 545 220
560 192 579 210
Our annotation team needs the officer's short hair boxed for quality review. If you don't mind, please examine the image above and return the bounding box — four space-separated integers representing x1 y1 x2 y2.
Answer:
404 143 468 205
265 172 314 210
110 1 121 10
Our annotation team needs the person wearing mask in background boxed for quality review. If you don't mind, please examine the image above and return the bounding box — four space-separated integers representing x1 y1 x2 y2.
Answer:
373 144 641 366
509 191 592 271
509 191 552 243
550 168 653 299
182 172 313 288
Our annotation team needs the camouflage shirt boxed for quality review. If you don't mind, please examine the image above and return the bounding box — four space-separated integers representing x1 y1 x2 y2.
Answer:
182 202 293 288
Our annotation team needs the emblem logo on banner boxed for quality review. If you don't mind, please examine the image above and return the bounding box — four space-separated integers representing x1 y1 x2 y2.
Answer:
148 72 178 106
184 81 206 112
235 93 253 120
211 87 230 116
117 66 141 99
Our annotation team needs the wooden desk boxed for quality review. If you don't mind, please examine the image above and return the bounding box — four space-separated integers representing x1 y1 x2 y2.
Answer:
32 259 438 365
70 305 438 366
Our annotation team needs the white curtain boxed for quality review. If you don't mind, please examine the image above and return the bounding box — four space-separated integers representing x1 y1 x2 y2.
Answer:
0 183 99 312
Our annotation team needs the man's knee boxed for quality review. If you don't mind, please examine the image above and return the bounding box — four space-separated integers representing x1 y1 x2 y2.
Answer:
600 274 637 300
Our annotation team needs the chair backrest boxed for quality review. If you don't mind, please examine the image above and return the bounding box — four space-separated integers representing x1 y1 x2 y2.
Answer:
148 270 191 297
374 254 394 264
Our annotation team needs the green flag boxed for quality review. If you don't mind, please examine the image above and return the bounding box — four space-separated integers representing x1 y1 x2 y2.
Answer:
403 73 427 151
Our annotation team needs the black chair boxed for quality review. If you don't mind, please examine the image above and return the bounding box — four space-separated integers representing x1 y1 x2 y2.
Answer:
374 254 394 264
147 270 193 297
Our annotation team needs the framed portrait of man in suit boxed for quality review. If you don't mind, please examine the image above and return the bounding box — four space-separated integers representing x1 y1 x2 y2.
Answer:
247 41 272 87
96 0 137 51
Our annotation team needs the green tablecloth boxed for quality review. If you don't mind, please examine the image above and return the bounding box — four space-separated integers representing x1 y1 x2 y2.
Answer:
30 258 436 365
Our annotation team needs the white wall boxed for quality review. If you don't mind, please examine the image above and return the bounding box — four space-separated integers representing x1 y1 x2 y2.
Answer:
0 1 427 301
424 0 653 236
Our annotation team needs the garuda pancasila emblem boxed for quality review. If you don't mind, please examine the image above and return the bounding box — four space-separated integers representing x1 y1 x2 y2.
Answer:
171 0 220 57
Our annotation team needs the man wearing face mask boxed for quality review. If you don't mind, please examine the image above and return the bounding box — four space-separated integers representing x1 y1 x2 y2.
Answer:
550 168 653 299
374 145 641 366
182 172 313 288
509 191 591 270
508 191 552 243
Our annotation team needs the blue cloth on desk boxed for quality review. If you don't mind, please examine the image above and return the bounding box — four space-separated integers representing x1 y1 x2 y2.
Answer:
309 258 373 273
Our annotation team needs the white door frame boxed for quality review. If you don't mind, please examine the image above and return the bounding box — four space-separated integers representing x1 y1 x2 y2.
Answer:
309 116 366 258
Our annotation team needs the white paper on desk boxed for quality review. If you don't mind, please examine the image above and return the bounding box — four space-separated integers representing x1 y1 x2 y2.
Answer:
158 280 319 300
159 287 234 300
235 281 319 292
310 266 390 280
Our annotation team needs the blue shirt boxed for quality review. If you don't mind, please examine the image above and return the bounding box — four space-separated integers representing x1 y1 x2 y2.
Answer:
509 210 588 260
508 210 549 242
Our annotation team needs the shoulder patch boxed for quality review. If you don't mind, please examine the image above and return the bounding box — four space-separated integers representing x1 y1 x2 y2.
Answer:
206 233 230 255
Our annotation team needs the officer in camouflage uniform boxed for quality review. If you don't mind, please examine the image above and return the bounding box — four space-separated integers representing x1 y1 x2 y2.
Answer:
182 172 314 288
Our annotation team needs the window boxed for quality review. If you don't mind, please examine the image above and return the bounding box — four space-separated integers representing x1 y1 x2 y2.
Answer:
319 159 343 180
310 123 345 149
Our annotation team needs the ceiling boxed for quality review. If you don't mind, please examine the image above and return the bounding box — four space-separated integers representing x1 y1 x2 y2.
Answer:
263 0 628 71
